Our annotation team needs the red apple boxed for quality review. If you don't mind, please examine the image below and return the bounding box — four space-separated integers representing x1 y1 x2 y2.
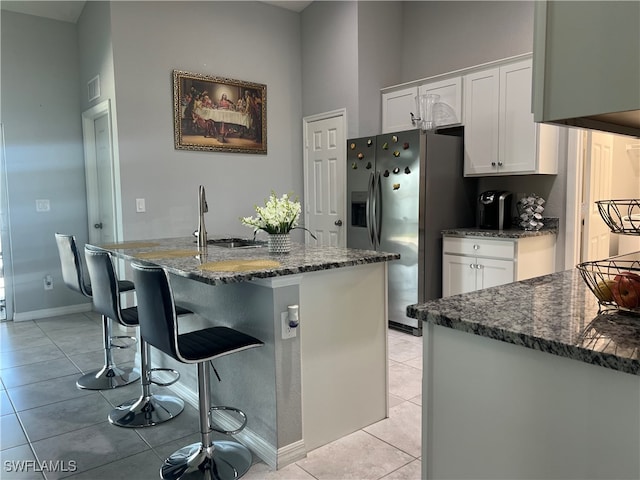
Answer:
612 271 640 309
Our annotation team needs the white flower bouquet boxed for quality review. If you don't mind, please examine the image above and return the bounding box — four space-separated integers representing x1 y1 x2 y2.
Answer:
241 192 304 235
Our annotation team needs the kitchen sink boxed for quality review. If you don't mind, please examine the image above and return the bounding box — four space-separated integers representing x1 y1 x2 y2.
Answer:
200 238 266 249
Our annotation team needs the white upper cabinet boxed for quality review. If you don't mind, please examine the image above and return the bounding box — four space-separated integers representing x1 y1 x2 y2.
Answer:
381 76 462 134
499 61 537 173
532 1 640 137
463 67 500 176
418 76 462 127
381 86 418 133
463 58 559 177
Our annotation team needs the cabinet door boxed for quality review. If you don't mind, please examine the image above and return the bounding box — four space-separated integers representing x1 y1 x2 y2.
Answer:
418 76 462 126
442 253 478 297
463 68 500 176
499 60 537 174
476 257 515 290
382 86 418 133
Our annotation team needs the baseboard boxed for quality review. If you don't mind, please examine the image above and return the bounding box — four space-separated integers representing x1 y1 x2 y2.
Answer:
275 439 307 469
13 303 92 322
167 379 305 470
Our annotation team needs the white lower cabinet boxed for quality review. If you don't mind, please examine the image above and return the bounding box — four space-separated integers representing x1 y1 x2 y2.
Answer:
443 254 514 296
442 235 556 297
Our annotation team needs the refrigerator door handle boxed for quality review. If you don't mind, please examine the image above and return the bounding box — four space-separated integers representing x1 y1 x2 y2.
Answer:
371 171 380 249
374 171 382 246
366 172 375 247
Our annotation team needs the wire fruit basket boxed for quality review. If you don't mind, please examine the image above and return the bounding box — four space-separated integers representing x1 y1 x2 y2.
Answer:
596 199 640 235
577 259 640 316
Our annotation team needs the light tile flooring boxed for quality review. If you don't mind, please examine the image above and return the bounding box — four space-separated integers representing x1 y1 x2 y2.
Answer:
0 312 423 479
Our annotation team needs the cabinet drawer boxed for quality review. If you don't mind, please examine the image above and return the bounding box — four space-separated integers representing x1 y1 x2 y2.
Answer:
443 236 515 259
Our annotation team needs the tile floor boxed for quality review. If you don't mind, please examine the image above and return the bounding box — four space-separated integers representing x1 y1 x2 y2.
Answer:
0 312 423 479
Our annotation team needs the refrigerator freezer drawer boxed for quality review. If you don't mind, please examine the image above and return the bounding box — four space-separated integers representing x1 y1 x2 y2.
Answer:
443 237 515 260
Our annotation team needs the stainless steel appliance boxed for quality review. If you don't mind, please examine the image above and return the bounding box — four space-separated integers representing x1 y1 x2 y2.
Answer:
347 128 475 335
478 190 512 230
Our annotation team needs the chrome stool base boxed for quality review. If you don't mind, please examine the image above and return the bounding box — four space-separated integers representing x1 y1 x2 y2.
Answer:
160 441 252 480
76 365 140 390
109 394 184 428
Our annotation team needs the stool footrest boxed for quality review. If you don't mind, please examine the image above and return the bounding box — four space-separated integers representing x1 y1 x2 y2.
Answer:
110 335 137 349
208 406 248 435
150 367 180 387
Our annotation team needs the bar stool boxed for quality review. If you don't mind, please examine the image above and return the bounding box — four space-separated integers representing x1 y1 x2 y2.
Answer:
55 233 140 390
131 262 264 480
85 246 187 428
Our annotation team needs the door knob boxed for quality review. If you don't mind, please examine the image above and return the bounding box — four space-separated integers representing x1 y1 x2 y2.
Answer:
335 219 343 226
94 222 103 229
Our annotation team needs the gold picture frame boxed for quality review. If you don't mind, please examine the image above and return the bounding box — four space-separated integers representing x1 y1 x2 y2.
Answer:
173 70 266 154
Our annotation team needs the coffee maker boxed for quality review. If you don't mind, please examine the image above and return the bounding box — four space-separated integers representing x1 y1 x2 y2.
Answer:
478 191 512 230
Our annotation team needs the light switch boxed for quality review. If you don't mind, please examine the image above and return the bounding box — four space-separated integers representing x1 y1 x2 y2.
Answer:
136 198 146 213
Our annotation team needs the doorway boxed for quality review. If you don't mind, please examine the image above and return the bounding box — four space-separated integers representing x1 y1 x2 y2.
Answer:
565 129 640 267
82 100 120 246
81 101 132 306
302 109 347 247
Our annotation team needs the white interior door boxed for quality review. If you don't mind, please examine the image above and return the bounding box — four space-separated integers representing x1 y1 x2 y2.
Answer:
82 101 118 246
581 131 613 261
303 110 346 247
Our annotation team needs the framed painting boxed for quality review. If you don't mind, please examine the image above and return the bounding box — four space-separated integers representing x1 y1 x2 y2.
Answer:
173 70 267 154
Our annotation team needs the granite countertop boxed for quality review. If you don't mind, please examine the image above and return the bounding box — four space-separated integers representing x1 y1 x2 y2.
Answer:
92 236 399 286
407 269 640 376
442 217 559 239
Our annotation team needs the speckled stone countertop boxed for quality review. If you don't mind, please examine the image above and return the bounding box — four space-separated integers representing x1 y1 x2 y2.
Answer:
442 217 559 239
92 236 400 286
407 268 640 375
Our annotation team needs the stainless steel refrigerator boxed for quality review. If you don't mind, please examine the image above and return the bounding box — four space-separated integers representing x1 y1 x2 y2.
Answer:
347 128 475 335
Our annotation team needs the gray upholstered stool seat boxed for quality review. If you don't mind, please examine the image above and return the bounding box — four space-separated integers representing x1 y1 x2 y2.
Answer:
85 247 189 428
131 262 263 480
55 233 139 390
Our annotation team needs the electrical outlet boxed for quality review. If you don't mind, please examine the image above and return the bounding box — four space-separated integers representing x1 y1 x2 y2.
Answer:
44 274 53 290
36 199 50 212
281 312 296 339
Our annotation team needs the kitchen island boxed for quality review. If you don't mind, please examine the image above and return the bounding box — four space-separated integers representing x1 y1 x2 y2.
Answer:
407 268 640 480
93 237 399 469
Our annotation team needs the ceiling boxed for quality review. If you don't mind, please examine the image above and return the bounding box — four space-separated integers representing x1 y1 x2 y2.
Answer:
0 1 313 24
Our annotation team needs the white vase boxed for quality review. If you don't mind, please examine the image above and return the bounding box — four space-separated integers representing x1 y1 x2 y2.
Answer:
268 233 291 254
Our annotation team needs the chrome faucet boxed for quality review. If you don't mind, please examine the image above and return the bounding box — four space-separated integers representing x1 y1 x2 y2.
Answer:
197 185 208 248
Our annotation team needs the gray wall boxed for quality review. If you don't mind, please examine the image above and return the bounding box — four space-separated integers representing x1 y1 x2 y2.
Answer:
357 1 404 138
301 1 359 136
107 1 303 241
400 1 535 81
301 1 404 138
77 1 114 114
0 11 86 317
